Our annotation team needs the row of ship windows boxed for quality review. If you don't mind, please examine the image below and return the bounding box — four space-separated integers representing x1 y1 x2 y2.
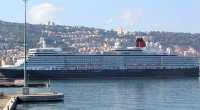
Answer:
29 55 197 59
28 57 197 61
27 66 198 71
27 62 198 65
31 56 195 59
26 64 198 66
27 60 197 64
27 60 198 63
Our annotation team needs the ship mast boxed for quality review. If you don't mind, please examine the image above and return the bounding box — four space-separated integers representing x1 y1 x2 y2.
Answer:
23 0 29 95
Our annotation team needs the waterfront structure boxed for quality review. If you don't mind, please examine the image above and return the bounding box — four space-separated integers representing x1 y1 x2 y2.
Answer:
0 37 199 79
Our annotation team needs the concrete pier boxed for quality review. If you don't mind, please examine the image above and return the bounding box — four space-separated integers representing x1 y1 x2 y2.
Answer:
3 97 18 110
0 92 64 110
18 92 64 102
0 96 10 110
0 80 47 88
0 94 17 110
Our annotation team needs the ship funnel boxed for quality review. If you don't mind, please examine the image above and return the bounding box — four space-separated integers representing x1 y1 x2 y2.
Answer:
136 38 146 48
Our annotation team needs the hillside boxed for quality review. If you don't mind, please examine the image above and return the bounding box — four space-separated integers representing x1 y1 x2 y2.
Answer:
0 20 199 65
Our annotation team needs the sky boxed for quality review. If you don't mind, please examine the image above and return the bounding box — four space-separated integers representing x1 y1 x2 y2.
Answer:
0 0 200 33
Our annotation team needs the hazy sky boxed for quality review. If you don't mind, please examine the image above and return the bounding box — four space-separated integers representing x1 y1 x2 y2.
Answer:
0 0 200 33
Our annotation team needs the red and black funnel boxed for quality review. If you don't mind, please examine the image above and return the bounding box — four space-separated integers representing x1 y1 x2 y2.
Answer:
136 38 146 48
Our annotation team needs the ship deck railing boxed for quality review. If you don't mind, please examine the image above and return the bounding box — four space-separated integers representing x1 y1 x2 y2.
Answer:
26 65 199 71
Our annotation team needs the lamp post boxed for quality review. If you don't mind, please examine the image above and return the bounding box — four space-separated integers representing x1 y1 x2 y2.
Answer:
22 0 29 95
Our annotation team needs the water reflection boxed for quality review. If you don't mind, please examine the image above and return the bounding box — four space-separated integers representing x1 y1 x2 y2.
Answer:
13 77 200 110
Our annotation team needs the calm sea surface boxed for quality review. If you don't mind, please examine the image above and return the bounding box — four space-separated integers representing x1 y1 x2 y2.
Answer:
2 78 200 110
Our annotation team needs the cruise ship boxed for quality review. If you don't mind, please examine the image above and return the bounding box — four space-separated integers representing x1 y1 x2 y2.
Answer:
0 37 199 79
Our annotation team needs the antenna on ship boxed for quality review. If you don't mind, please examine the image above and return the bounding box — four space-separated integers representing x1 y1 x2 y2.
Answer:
39 36 47 48
22 0 29 95
41 30 47 48
38 26 48 48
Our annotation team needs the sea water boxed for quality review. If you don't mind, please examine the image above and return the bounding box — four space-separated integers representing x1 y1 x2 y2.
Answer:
2 78 200 110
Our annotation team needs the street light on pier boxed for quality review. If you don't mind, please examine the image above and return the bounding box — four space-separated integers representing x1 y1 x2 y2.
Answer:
19 0 64 101
22 0 29 95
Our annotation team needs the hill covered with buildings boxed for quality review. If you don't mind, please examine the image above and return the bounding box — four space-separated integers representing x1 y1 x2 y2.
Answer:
0 20 200 65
